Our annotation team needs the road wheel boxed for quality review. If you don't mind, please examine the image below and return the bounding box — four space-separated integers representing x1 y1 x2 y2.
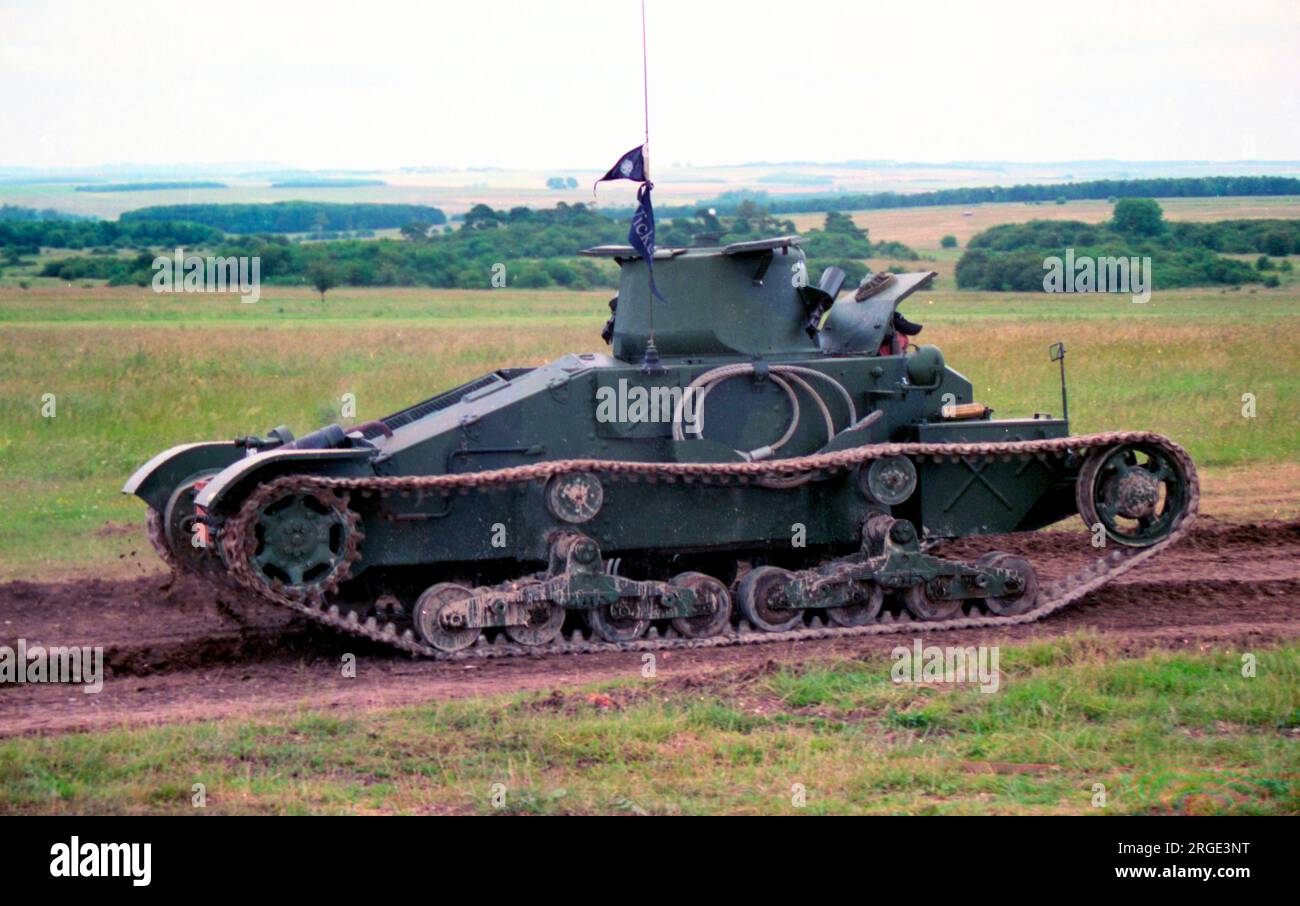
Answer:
737 566 802 632
586 603 650 643
505 601 566 647
413 582 479 652
670 572 733 639
827 581 884 627
978 552 1040 616
902 581 962 622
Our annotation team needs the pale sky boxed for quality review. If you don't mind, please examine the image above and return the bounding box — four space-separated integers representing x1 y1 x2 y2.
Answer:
2 0 1298 170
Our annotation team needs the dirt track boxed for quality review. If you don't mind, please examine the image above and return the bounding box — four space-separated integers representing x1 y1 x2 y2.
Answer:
1 517 1297 738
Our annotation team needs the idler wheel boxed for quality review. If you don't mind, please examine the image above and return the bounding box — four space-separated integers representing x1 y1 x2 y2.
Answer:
737 566 802 632
413 582 479 652
977 552 1039 616
670 572 733 639
1077 442 1190 547
827 581 884 627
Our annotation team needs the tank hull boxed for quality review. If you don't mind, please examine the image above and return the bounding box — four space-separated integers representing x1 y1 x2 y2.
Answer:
159 350 1073 577
123 243 1196 658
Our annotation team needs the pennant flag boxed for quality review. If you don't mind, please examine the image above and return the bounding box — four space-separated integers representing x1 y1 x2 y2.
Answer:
628 181 667 303
595 144 667 303
595 144 647 188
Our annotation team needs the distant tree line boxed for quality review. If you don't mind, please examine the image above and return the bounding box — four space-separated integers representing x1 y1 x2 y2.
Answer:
74 181 227 192
120 201 447 233
29 191 1291 294
41 203 622 289
35 201 917 291
954 199 1299 290
1 218 222 253
268 178 386 188
0 204 93 222
654 205 919 286
633 175 1300 220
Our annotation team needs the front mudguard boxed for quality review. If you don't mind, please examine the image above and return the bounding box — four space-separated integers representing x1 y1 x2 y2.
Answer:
194 447 375 516
123 442 246 513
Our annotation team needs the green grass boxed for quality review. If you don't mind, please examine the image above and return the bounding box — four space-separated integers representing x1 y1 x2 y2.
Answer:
1 637 1294 814
2 280 1297 323
0 283 1297 577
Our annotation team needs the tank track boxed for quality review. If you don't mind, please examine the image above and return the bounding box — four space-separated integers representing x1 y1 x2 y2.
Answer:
215 431 1198 660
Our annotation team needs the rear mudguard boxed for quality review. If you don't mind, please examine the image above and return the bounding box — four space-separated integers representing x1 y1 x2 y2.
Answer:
194 447 375 514
123 442 245 513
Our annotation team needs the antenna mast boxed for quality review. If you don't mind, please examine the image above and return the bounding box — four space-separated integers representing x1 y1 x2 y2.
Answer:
641 0 650 160
639 0 663 372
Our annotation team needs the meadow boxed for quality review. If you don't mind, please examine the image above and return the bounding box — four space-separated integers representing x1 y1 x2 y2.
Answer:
0 204 1297 817
1 637 1295 814
0 279 1297 579
791 195 1300 253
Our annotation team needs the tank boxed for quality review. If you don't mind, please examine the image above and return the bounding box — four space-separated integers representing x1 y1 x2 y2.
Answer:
124 236 1198 657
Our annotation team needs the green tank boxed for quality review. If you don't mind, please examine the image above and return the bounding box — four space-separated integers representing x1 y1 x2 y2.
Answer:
124 236 1198 657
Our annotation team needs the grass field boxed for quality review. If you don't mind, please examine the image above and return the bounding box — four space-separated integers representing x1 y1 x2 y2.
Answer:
791 195 1300 252
0 280 1297 579
1 636 1294 814
1 200 1297 817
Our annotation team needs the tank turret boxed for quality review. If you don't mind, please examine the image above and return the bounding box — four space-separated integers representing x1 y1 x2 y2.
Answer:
583 236 939 362
583 236 813 360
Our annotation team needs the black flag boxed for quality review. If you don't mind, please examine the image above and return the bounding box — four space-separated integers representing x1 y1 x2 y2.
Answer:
628 182 667 303
596 144 667 304
595 144 647 187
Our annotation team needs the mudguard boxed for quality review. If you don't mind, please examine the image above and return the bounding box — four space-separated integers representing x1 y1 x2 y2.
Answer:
122 442 245 512
194 447 374 514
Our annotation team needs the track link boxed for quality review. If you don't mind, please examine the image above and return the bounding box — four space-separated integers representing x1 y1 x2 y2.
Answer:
216 431 1198 660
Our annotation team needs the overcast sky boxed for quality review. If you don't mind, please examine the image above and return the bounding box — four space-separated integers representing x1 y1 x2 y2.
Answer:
3 0 1298 170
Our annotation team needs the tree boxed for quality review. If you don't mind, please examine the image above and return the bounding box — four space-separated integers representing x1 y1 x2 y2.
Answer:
1262 229 1292 257
941 234 958 249
462 204 501 230
734 198 784 235
1111 198 1166 237
823 211 865 238
307 260 340 302
693 208 723 229
400 221 431 242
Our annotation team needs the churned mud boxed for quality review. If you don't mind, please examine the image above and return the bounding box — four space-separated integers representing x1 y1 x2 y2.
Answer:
0 520 1296 737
